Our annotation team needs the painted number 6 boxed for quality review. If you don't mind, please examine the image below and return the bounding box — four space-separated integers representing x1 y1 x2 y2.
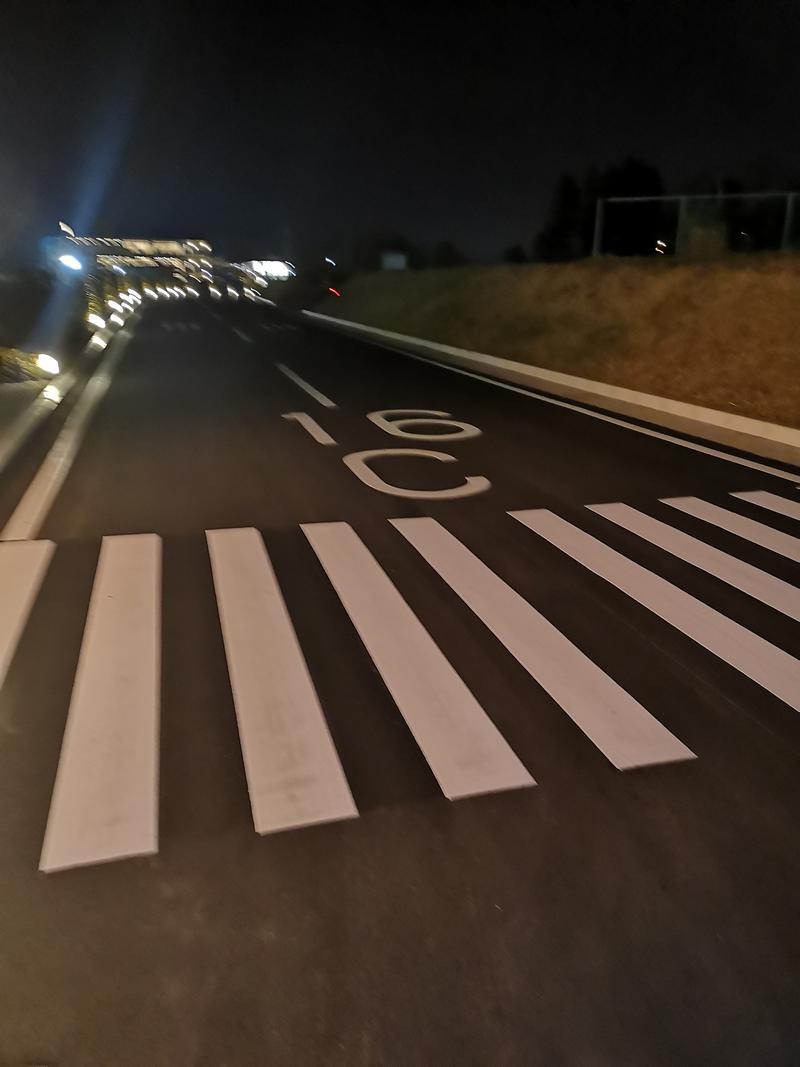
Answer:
367 409 481 441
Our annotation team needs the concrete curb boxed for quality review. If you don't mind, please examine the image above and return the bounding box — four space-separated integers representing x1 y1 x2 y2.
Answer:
303 310 800 468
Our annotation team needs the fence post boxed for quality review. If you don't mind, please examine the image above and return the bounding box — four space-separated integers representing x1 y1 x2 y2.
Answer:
781 192 796 251
592 199 605 257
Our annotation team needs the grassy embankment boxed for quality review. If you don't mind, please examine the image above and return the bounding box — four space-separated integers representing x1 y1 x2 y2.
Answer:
314 257 800 429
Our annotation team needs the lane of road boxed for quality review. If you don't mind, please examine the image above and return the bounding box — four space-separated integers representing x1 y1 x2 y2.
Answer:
1 296 799 1065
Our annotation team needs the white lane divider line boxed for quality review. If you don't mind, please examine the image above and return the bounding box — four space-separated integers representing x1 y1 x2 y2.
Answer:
391 517 692 771
1 335 130 542
282 412 337 446
303 521 533 799
731 490 800 523
0 540 55 692
276 364 338 409
515 509 800 714
662 496 800 564
589 502 800 624
207 527 357 833
40 534 161 873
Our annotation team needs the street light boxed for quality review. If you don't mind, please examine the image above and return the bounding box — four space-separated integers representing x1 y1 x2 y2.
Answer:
58 254 82 271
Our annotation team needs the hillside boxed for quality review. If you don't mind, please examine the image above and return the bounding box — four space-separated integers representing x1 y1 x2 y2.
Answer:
315 257 800 428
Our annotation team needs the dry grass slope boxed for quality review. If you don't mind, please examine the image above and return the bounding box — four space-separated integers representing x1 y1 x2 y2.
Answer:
317 257 800 428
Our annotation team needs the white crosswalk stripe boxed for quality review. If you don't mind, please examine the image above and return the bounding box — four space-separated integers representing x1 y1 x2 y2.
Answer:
303 521 535 799
1 488 798 872
589 502 800 622
662 496 800 563
40 534 161 873
513 509 800 713
207 527 357 834
730 490 800 523
392 516 693 771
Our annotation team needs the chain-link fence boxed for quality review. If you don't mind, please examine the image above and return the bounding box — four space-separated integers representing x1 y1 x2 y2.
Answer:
592 191 799 258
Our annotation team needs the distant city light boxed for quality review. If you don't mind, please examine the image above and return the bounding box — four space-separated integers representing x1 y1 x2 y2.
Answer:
42 384 62 403
143 287 158 299
328 287 341 297
58 254 82 271
36 353 60 375
325 257 336 267
250 260 294 279
112 265 127 275
107 299 123 312
86 313 106 329
209 285 222 299
109 313 124 326
58 221 76 236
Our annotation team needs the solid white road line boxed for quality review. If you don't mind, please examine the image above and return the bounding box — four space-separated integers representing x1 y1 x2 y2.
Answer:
388 348 800 484
0 540 55 691
0 370 76 478
662 496 800 564
282 411 337 446
731 490 800 523
392 517 692 770
40 534 161 873
589 502 800 623
276 364 338 409
302 521 535 799
1 335 130 542
207 527 357 833
514 510 800 714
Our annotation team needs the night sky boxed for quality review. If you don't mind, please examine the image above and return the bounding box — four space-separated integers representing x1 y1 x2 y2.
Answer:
2 0 800 264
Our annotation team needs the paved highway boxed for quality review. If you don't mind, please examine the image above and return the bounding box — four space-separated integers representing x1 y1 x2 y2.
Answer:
1 296 800 1065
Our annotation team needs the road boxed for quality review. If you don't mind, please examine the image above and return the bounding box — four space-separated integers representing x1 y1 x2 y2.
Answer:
1 295 800 1065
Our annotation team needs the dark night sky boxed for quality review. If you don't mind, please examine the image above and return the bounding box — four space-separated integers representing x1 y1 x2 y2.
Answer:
2 0 800 263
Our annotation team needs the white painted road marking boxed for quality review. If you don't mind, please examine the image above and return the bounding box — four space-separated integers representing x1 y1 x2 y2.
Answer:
343 448 491 500
377 345 800 484
40 534 161 873
393 517 693 770
303 521 534 799
0 540 55 692
1 335 130 542
589 502 800 623
662 496 800 564
731 490 800 523
207 527 357 833
282 411 337 446
515 510 800 714
276 364 338 409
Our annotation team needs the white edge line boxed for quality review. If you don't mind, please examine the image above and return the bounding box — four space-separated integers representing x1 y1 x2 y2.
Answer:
1 330 132 542
302 313 800 484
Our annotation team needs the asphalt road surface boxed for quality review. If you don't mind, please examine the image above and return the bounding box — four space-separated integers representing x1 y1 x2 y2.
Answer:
2 296 800 1066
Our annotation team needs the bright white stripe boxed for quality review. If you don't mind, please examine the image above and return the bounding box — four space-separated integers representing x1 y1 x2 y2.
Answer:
303 521 535 798
662 496 800 564
731 490 800 523
282 411 337 446
40 534 161 873
513 510 800 714
207 527 356 833
391 517 692 770
589 502 800 623
0 540 55 691
1 337 129 541
276 364 337 408
370 344 800 484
